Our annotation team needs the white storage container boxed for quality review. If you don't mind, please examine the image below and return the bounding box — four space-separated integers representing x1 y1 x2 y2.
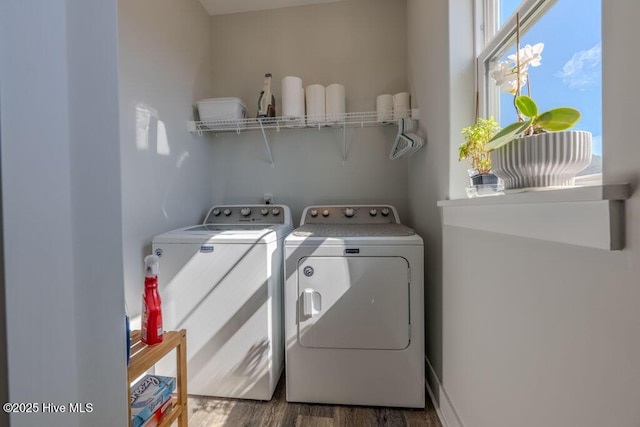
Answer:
197 97 247 122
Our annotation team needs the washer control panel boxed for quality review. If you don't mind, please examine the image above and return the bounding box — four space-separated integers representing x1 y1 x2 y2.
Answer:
300 205 400 225
204 205 290 225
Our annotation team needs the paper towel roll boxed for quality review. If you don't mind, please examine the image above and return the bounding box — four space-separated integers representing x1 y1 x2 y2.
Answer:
286 89 306 127
376 94 393 122
282 76 304 119
305 84 325 124
393 92 411 119
290 89 306 127
325 83 346 122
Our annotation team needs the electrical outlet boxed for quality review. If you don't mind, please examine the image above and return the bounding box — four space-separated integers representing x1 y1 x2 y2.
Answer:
263 193 273 204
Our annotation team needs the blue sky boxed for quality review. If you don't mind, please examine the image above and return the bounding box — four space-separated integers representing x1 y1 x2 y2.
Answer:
497 0 602 155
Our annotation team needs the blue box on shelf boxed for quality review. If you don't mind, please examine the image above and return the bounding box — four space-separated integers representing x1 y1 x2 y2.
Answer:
130 374 176 427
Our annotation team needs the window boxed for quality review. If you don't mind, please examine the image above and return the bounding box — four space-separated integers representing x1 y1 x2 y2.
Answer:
477 0 602 176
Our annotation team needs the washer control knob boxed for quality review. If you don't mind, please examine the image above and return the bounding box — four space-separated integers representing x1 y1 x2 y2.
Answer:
212 208 221 216
261 208 269 216
223 208 232 216
310 209 318 217
271 208 281 216
345 208 355 218
381 208 390 217
369 208 378 216
240 207 251 216
322 209 330 217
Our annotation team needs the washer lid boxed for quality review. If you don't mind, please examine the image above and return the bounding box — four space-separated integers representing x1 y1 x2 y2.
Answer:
186 224 273 232
153 223 292 244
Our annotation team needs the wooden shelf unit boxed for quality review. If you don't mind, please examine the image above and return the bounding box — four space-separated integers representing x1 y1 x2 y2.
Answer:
128 329 188 427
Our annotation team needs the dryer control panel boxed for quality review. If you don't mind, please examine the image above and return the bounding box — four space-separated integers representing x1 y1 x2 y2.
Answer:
300 205 400 225
204 204 292 225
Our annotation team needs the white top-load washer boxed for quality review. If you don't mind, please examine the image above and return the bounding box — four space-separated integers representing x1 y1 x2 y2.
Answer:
284 205 424 408
152 204 292 400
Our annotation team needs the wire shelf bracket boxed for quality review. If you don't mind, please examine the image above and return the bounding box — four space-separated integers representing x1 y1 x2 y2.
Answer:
257 119 275 166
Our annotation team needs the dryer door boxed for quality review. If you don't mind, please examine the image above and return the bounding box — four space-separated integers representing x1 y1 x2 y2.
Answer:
297 256 410 350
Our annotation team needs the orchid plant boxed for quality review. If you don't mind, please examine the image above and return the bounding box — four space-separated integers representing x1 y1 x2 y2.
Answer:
490 42 544 97
485 39 582 151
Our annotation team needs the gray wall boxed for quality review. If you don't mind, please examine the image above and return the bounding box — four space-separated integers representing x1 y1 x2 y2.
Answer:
408 1 640 426
0 88 7 427
208 0 410 223
405 0 450 413
1 0 127 425
118 0 215 315
406 0 474 424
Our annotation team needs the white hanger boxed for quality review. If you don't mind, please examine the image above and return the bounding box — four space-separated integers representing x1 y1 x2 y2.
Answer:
389 118 424 160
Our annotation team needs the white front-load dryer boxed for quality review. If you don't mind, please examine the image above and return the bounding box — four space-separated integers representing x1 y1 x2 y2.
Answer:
152 205 292 400
284 205 424 408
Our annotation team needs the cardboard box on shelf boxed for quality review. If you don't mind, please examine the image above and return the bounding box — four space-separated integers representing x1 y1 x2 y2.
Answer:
130 375 176 427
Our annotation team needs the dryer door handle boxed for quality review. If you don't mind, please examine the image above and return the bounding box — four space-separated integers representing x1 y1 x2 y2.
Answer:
302 289 322 317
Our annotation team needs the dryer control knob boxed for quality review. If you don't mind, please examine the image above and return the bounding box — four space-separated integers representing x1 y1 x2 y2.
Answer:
223 208 232 216
322 209 330 217
345 208 355 218
369 208 378 216
261 208 269 216
241 207 251 216
272 208 281 216
381 208 390 217
310 209 318 217
212 208 221 216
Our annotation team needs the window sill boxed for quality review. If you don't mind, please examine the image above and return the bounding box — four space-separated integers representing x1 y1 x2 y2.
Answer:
438 184 631 250
437 184 629 208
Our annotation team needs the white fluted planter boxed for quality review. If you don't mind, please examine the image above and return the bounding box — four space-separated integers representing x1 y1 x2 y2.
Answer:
490 130 592 189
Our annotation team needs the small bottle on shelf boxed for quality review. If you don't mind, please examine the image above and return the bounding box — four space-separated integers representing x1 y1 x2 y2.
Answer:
141 255 163 345
257 73 276 119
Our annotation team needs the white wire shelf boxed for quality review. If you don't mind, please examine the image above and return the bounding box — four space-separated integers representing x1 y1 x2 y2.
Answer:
187 109 419 166
187 110 414 134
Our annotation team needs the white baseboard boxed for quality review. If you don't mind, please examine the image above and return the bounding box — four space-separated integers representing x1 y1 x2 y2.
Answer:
425 356 465 427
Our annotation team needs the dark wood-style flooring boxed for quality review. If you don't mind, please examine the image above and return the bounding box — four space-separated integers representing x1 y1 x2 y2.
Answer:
181 375 442 426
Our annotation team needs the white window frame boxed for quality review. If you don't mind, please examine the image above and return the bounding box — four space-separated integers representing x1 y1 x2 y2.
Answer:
475 0 558 121
475 0 602 183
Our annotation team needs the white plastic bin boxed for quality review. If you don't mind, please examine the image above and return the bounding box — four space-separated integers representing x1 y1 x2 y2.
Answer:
197 97 247 123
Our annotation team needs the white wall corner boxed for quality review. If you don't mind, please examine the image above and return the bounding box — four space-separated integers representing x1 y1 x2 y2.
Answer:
426 356 465 427
448 0 477 200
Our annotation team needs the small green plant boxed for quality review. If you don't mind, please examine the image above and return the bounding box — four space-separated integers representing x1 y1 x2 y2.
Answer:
459 116 501 175
485 95 581 151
